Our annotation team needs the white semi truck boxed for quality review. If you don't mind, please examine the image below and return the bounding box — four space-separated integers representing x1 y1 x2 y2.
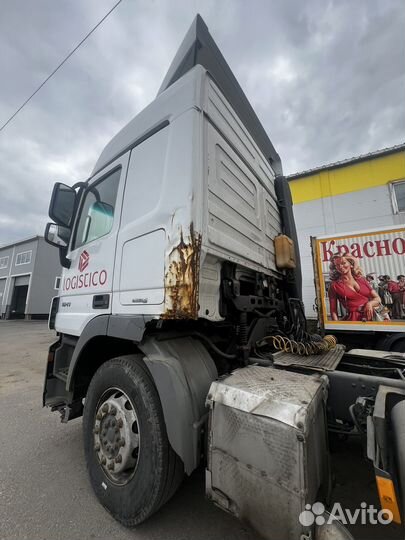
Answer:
43 16 405 539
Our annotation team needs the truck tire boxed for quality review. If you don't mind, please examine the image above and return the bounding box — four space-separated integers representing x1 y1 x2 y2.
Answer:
376 333 405 353
82 354 184 526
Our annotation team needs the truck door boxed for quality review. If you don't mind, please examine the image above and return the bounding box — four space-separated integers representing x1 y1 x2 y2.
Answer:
112 126 170 317
56 155 129 335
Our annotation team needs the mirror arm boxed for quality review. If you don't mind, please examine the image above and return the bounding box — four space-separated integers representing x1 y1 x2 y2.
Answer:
72 181 87 190
88 185 101 202
59 246 71 269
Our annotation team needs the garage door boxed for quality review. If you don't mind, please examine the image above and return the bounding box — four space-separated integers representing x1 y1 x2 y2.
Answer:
0 278 6 303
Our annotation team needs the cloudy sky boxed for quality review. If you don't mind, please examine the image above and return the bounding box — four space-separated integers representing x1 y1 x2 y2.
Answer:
0 0 404 244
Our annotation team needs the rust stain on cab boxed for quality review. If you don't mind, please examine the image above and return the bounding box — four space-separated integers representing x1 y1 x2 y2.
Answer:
163 224 202 319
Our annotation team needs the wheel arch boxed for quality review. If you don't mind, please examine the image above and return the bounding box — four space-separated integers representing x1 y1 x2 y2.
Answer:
65 316 218 475
66 315 145 398
70 335 139 399
138 336 218 474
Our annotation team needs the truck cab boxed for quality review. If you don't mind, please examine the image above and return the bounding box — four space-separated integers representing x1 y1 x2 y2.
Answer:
49 63 290 335
43 16 405 540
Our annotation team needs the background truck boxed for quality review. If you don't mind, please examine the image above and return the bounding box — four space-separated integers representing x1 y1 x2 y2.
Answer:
43 15 405 540
312 226 405 353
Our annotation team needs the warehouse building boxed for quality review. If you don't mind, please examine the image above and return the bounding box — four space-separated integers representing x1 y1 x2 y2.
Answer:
0 235 61 319
288 142 405 318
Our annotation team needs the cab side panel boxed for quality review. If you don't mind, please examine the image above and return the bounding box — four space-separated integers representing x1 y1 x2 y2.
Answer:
203 78 282 276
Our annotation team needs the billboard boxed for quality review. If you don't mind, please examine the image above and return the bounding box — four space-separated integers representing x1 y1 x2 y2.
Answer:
313 226 405 332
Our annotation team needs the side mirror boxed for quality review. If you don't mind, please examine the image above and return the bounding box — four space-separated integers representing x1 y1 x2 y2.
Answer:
44 223 70 248
44 223 71 269
49 182 76 228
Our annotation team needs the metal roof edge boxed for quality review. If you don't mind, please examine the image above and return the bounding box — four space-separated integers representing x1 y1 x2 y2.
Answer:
287 142 405 181
0 235 42 250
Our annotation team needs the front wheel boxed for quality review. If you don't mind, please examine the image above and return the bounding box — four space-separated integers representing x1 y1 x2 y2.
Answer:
83 355 183 526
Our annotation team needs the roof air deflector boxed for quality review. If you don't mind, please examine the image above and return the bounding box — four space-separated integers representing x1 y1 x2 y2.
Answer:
158 15 282 175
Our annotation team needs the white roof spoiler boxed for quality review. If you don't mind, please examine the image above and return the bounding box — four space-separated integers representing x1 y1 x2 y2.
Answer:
158 15 282 176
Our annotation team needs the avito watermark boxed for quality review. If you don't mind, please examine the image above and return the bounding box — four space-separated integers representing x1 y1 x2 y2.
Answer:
299 501 393 527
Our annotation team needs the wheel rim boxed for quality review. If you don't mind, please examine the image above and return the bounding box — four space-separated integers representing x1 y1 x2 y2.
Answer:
93 388 140 485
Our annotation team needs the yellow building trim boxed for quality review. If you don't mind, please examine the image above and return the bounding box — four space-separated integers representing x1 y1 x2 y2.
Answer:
289 151 405 204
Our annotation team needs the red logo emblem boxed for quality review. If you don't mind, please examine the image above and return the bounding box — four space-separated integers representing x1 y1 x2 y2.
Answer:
78 250 89 272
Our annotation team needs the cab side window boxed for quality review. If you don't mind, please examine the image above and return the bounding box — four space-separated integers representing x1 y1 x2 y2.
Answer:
74 168 120 249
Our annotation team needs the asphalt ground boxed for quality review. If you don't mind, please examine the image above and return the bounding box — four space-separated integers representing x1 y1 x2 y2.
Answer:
0 321 403 540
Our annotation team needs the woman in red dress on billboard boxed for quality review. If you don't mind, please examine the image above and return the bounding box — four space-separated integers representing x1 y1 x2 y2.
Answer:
328 254 382 321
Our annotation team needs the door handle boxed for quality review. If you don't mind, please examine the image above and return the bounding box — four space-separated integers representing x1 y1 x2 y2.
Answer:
92 294 109 309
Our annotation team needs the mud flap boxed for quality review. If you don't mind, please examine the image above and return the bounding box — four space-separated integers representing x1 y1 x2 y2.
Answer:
367 385 405 525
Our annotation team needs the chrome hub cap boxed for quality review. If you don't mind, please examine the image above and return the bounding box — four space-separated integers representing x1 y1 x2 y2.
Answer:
93 388 140 485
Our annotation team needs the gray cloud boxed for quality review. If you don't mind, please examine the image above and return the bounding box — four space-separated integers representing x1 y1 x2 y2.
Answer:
0 0 404 244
